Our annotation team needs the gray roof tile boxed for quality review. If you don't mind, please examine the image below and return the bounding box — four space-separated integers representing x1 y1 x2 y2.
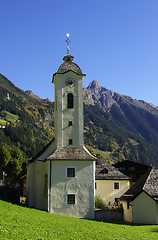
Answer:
121 168 158 202
47 147 96 161
57 61 83 75
57 55 83 75
96 162 130 180
143 168 158 201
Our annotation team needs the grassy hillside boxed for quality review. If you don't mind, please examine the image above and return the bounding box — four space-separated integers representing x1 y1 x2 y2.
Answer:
0 200 157 240
0 119 6 125
86 145 118 164
0 73 54 159
1 110 19 124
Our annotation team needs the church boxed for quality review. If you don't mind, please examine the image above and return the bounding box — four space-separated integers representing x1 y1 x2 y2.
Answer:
26 35 96 219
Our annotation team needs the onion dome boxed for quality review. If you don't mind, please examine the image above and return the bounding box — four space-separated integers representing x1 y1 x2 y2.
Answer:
57 54 83 75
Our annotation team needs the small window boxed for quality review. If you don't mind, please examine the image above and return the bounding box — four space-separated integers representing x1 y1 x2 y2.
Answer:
127 201 130 209
67 168 75 177
69 139 73 145
95 182 97 189
99 168 108 174
67 194 75 204
114 182 119 189
129 167 135 171
44 174 48 198
55 96 57 111
68 121 72 126
119 167 126 171
67 93 73 108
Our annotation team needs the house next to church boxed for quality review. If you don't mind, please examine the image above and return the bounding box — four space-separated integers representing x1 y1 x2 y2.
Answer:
113 160 152 186
121 168 158 224
26 42 96 219
95 161 130 206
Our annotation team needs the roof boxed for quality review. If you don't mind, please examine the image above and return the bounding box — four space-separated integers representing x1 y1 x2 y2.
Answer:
29 139 95 162
113 160 152 182
95 161 130 180
29 138 55 163
143 168 158 201
58 61 83 75
47 146 96 161
121 168 158 202
113 160 151 169
57 54 83 75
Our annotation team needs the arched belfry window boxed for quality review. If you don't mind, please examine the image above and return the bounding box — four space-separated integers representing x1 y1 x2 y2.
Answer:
67 93 74 108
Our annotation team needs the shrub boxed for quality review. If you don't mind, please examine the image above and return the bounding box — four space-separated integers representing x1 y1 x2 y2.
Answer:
0 186 20 204
95 195 106 210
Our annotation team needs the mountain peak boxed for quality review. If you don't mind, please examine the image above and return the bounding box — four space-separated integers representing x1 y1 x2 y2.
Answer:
87 80 101 89
84 80 158 117
25 90 41 99
87 80 103 96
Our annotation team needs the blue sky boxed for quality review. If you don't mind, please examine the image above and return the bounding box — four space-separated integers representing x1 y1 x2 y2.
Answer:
0 0 158 106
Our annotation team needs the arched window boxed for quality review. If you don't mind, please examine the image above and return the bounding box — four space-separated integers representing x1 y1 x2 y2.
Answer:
67 93 74 108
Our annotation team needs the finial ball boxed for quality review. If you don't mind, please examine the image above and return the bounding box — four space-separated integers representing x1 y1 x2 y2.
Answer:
66 33 70 38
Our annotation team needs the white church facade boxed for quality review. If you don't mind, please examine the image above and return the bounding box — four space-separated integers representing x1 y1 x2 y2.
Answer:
26 47 95 219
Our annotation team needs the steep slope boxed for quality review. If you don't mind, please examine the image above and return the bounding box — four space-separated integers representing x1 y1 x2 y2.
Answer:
83 80 158 167
0 73 54 159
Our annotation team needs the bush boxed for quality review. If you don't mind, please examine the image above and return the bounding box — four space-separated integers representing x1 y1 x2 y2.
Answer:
0 186 20 204
95 195 106 210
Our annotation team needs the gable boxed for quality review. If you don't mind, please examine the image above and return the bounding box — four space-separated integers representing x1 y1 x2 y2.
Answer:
38 139 56 161
29 139 56 163
133 191 156 205
133 191 157 224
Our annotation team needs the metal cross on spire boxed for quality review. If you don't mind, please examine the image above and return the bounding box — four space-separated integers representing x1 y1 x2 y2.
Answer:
66 33 70 55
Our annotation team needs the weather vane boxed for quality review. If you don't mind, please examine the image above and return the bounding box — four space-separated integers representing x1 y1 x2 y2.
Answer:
66 33 70 55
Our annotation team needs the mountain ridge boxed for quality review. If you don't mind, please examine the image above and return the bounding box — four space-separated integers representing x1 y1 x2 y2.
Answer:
25 90 52 102
83 80 158 167
83 80 158 114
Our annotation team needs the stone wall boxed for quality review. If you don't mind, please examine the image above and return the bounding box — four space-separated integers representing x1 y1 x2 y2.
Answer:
95 209 123 221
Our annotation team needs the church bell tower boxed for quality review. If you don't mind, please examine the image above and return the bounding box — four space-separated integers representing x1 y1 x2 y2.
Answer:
52 34 86 149
27 34 95 219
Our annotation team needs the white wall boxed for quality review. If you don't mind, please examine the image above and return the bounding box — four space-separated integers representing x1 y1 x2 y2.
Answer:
50 160 95 219
156 203 158 225
54 71 84 149
27 160 49 211
34 161 49 211
26 161 36 207
133 191 157 224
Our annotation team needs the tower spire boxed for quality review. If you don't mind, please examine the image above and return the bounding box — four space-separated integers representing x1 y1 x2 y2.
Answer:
63 33 74 62
66 33 70 55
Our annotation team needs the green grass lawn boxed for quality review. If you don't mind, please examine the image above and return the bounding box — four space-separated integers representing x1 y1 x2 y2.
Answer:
0 111 20 126
0 200 157 240
86 145 118 163
0 119 6 125
4 111 19 121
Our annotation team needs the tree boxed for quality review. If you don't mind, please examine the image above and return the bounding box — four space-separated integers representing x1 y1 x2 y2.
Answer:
0 145 24 175
0 145 11 171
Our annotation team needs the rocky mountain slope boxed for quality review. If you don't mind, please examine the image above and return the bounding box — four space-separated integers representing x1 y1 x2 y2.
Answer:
84 80 158 115
83 80 158 167
83 80 158 146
